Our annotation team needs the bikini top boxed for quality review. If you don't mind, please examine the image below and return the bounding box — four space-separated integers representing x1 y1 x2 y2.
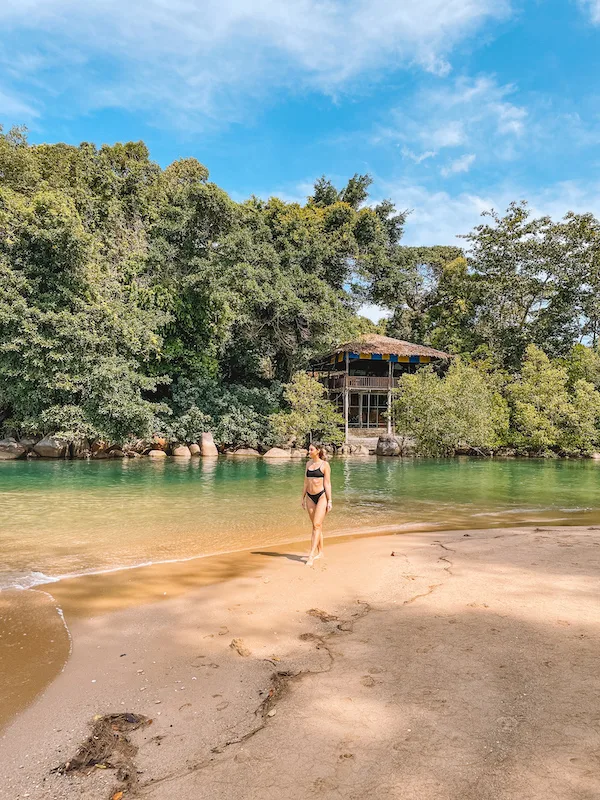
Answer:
306 463 325 479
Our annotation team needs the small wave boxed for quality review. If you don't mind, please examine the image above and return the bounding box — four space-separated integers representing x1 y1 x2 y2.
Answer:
0 571 61 591
471 506 593 518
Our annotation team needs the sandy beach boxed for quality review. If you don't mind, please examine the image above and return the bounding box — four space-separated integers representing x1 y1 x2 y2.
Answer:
1 525 599 800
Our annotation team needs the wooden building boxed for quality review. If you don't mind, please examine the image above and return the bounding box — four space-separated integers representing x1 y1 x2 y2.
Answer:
311 334 450 443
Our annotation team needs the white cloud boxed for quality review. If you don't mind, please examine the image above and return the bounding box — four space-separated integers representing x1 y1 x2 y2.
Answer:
376 75 528 176
0 87 38 119
359 303 392 323
421 77 527 144
441 153 476 176
401 147 437 163
428 120 466 148
376 178 600 247
580 0 600 23
0 0 510 126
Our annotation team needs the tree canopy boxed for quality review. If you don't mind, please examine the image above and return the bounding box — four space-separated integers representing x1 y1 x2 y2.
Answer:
2 126 600 454
0 128 399 445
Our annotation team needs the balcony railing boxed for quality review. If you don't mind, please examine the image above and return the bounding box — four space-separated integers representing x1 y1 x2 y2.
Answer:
327 376 391 390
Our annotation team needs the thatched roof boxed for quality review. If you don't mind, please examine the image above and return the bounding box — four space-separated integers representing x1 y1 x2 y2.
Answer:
329 334 450 360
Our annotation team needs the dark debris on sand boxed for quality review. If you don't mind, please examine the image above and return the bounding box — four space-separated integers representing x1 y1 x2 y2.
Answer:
52 712 151 797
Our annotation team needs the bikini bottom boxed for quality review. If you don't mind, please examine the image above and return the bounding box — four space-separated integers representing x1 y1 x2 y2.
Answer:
306 490 326 504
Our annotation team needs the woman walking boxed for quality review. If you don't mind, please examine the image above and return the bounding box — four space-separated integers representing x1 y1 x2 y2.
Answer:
301 443 332 566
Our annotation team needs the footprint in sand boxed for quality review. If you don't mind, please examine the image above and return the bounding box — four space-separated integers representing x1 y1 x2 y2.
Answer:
307 608 338 622
230 638 251 657
360 675 379 687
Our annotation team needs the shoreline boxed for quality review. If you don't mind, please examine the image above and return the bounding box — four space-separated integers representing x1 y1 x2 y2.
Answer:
1 524 599 799
2 514 600 732
2 523 430 730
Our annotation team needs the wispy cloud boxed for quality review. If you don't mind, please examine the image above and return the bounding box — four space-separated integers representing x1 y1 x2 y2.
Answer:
441 153 476 176
372 74 529 180
401 147 437 164
579 0 600 23
375 178 600 247
0 0 510 128
0 87 38 119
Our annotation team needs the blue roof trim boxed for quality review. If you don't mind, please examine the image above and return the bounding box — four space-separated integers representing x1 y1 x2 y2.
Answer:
409 355 420 363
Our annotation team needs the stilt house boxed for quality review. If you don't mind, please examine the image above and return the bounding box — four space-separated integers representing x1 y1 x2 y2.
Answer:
310 334 450 444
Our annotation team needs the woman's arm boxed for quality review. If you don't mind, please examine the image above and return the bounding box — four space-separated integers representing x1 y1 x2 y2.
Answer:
301 474 308 508
324 462 332 511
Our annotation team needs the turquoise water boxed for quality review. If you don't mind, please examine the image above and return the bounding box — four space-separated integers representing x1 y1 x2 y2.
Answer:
1 456 599 590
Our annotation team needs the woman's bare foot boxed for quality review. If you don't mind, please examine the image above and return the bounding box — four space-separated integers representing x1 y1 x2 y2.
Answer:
305 553 315 566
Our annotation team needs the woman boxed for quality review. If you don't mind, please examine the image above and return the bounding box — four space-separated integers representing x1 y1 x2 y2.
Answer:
301 443 332 566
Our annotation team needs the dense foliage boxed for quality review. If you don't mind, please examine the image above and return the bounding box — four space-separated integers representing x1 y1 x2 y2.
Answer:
270 372 345 448
0 128 399 446
393 359 507 457
2 126 600 453
393 346 600 456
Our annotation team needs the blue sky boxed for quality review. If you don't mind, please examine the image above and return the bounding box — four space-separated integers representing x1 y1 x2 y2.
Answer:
2 0 600 251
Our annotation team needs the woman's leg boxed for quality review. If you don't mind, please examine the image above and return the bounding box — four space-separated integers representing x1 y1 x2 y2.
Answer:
305 499 317 561
306 494 327 564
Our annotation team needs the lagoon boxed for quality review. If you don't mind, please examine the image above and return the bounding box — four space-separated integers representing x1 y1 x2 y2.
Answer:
2 456 600 592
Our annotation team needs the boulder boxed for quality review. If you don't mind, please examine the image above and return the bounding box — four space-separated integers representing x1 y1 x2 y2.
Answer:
172 444 192 458
201 431 219 457
375 435 401 457
148 449 168 459
290 448 308 458
34 436 69 459
230 448 261 456
350 444 371 456
591 452 600 460
0 437 27 460
338 444 351 456
108 449 125 458
72 438 91 459
130 439 152 454
18 436 38 451
263 447 291 459
91 440 110 458
189 443 201 456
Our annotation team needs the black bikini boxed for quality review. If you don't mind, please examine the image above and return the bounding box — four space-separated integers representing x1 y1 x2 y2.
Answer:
306 464 326 504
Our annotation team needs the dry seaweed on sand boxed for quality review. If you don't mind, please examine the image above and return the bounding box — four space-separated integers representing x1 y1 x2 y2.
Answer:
52 712 151 796
306 608 338 622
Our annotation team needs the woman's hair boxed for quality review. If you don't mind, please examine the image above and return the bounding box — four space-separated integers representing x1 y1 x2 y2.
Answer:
309 442 327 460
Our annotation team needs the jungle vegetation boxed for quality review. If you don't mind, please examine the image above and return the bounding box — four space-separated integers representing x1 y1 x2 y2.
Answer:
2 126 600 454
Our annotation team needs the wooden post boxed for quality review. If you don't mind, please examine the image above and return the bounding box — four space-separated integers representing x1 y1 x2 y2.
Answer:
387 360 392 435
344 352 349 444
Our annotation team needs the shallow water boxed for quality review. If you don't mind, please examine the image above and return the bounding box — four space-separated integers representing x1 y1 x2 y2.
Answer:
2 455 600 591
2 455 600 729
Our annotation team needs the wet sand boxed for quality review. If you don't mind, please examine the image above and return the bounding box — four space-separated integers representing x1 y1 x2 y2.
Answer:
0 590 71 729
1 526 600 799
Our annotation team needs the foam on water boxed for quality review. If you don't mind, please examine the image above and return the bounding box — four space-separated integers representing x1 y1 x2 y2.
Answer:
0 571 61 591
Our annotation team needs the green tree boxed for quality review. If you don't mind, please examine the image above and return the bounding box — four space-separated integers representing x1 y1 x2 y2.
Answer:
505 345 600 454
393 359 507 456
271 372 344 447
561 343 600 390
